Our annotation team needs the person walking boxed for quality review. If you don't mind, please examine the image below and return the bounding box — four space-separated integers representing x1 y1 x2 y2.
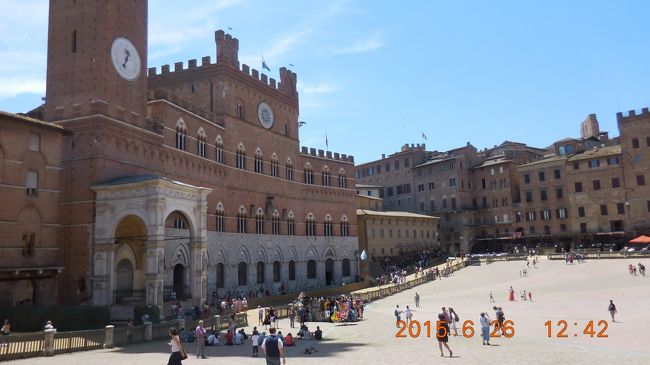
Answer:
404 305 414 325
414 292 420 308
508 286 515 301
436 313 453 357
448 308 459 336
259 306 264 325
394 305 402 326
1 319 10 336
261 327 286 365
528 291 533 301
608 300 617 322
479 312 490 345
289 307 296 328
252 329 260 357
489 291 495 303
167 327 186 365
195 320 207 359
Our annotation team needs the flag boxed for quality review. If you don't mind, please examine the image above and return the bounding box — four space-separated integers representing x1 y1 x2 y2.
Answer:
326 133 329 149
422 132 427 140
262 54 271 72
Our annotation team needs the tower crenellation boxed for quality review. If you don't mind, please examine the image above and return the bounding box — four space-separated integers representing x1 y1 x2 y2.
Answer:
616 107 650 125
300 146 354 163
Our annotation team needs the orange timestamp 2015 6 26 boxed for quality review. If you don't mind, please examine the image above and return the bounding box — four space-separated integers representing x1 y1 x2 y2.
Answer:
395 319 515 339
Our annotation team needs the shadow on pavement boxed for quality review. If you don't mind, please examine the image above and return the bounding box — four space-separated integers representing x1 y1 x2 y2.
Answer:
112 337 366 359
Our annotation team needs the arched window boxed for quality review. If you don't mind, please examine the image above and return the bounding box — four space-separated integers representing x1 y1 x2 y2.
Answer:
175 119 187 150
215 135 224 163
340 215 350 236
338 168 348 188
321 166 331 186
256 261 265 284
307 259 317 279
273 261 281 282
304 163 314 184
216 263 225 288
271 154 279 177
342 258 350 277
255 208 264 234
565 144 574 154
287 211 296 235
237 206 247 233
215 202 225 232
306 213 316 236
238 262 247 286
236 102 244 119
288 260 296 281
254 148 263 174
558 146 566 155
323 214 333 236
271 210 281 235
236 143 246 170
197 128 207 158
286 158 294 181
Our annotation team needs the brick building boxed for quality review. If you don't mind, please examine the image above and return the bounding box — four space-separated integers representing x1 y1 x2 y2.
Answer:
0 111 66 305
1 0 359 311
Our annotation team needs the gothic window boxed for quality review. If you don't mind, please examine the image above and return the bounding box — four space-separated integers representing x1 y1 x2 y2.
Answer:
272 210 281 234
321 167 331 186
340 215 350 236
197 128 207 158
255 208 264 234
287 211 296 235
286 158 294 181
216 263 225 288
304 164 314 185
254 148 264 174
323 215 333 236
215 135 224 164
215 203 225 232
237 206 247 233
236 144 246 170
288 260 296 281
338 169 347 188
342 258 350 277
271 154 279 177
306 213 316 236
175 119 187 150
256 261 265 284
273 261 281 282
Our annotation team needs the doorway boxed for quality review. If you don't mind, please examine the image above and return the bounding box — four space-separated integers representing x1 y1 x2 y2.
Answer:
325 258 334 285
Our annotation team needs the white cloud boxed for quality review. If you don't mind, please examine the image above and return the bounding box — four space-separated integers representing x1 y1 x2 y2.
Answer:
298 81 339 95
331 37 383 55
0 78 45 99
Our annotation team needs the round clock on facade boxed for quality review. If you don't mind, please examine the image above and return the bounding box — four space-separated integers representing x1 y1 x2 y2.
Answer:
110 37 141 81
257 101 274 129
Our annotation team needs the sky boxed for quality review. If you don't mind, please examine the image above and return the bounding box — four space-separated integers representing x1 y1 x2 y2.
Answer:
1 0 649 164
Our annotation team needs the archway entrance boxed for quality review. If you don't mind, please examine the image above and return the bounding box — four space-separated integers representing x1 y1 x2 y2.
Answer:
114 215 147 305
325 258 334 285
173 264 186 300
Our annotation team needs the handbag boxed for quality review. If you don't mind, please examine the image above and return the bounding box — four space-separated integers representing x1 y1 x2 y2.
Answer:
179 350 188 360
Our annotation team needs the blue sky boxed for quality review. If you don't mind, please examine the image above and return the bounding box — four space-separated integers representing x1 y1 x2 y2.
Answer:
1 0 649 164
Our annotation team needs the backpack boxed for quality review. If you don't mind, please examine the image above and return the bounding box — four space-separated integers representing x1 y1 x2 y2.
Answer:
453 313 459 322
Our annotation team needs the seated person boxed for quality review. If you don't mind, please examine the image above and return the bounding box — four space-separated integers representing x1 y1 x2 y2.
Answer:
187 329 196 343
207 331 219 345
225 330 234 346
314 326 323 340
284 333 294 346
298 324 310 339
234 330 244 345
277 331 284 342
258 331 266 346
238 328 248 340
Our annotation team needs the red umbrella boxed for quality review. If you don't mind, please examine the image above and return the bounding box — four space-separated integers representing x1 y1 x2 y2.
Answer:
629 235 650 244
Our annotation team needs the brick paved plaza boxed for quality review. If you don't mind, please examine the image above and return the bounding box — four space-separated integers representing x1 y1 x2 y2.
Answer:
9 258 650 365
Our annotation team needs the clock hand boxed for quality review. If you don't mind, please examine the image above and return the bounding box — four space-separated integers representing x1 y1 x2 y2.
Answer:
122 49 131 68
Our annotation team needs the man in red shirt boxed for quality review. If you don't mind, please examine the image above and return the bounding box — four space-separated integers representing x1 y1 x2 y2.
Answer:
225 330 234 346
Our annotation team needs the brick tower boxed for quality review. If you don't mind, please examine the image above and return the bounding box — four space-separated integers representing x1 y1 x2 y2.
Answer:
44 0 150 303
44 0 148 124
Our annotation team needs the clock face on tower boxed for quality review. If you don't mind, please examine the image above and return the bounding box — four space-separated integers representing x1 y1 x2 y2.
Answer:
110 37 141 81
257 101 274 129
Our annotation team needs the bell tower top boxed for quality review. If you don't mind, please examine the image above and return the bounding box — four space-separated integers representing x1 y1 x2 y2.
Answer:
44 0 148 126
